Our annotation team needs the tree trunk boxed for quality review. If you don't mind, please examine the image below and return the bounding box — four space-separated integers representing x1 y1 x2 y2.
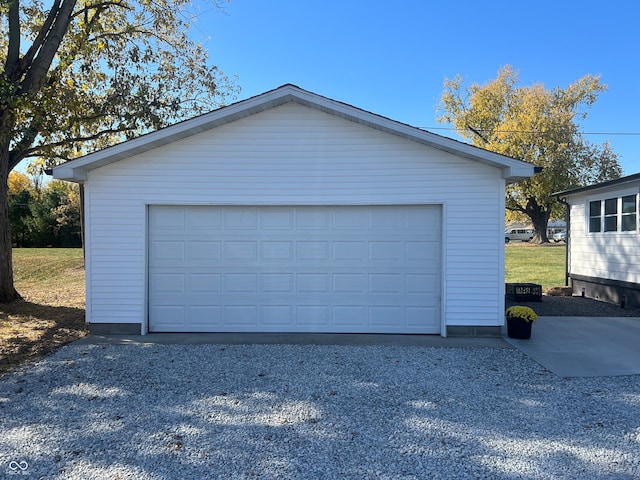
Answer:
0 146 21 302
526 199 551 244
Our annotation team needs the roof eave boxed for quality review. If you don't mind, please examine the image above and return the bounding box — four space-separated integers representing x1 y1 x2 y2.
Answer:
553 172 640 198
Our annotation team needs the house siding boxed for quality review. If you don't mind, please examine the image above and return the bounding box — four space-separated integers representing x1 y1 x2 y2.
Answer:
85 103 506 331
568 188 640 285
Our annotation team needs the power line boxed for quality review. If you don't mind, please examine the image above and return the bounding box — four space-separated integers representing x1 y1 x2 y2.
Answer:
420 126 640 136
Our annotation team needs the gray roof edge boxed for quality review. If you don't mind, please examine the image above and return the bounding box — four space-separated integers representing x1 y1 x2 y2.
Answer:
553 172 640 197
53 84 534 182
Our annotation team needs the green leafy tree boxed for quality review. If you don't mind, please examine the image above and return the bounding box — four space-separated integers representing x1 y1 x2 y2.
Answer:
26 179 81 247
52 182 81 247
9 188 31 246
8 171 32 247
438 65 622 243
1 0 238 300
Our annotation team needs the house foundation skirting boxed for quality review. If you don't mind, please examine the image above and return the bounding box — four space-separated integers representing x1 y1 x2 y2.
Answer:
89 323 143 335
87 323 503 337
446 326 502 337
571 274 640 309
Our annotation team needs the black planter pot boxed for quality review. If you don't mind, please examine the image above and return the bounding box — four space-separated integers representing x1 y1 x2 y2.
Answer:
506 316 533 339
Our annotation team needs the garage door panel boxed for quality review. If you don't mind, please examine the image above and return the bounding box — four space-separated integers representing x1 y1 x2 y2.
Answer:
151 273 185 294
149 205 441 333
225 273 258 293
224 306 258 325
188 273 221 293
333 242 366 261
151 305 185 329
296 241 330 260
189 306 222 326
187 241 221 262
262 241 293 260
369 241 401 261
296 209 330 229
261 273 293 292
333 306 366 326
406 274 439 294
261 208 294 229
333 273 366 293
224 208 258 229
407 306 439 328
188 209 222 229
296 306 329 326
334 209 368 229
261 306 293 325
150 206 185 229
151 241 185 262
224 241 257 261
296 273 329 293
369 306 402 327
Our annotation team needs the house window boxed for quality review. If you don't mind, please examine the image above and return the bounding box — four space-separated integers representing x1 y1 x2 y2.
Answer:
604 197 618 232
588 194 638 234
622 195 637 231
589 200 601 233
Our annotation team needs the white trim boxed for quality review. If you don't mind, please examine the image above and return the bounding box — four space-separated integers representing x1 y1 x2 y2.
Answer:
141 203 149 335
142 200 448 207
146 202 445 335
83 180 93 325
439 202 447 337
498 182 506 326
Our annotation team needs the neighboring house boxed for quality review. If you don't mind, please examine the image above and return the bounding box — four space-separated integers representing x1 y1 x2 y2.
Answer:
53 84 534 336
555 173 640 308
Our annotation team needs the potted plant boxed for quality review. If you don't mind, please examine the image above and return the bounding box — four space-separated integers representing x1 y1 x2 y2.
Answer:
505 306 538 339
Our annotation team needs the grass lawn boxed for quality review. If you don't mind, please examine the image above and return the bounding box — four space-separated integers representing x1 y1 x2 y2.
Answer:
505 243 567 290
1 248 86 374
12 248 86 307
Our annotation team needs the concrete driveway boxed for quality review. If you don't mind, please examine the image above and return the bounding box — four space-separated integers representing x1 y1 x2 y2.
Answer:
504 316 640 377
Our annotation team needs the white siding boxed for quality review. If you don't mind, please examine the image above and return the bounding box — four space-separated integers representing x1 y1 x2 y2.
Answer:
568 188 640 283
85 102 506 330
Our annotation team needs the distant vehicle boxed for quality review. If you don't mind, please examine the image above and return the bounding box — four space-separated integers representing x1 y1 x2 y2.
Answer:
552 230 567 242
505 228 534 243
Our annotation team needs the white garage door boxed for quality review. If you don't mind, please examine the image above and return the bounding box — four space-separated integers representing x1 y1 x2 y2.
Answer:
148 205 441 333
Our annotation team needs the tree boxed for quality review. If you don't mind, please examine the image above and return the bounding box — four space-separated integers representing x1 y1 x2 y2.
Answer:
8 172 32 247
8 174 82 247
52 182 81 246
1 0 238 301
25 179 81 247
437 65 622 243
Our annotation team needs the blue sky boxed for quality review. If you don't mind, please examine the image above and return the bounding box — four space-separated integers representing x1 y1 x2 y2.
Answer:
191 0 640 175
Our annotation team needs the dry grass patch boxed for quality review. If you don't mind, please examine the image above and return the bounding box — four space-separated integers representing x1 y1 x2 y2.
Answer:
0 249 87 374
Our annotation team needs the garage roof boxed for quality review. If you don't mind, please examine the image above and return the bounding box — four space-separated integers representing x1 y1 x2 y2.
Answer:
53 84 535 183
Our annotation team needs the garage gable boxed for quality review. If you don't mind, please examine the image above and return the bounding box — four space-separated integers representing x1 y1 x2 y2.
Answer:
53 84 534 184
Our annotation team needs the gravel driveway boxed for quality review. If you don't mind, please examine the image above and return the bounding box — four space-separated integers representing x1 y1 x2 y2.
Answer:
1 343 639 479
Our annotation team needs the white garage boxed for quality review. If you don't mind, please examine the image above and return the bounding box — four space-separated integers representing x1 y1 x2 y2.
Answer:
53 84 534 336
148 205 441 333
